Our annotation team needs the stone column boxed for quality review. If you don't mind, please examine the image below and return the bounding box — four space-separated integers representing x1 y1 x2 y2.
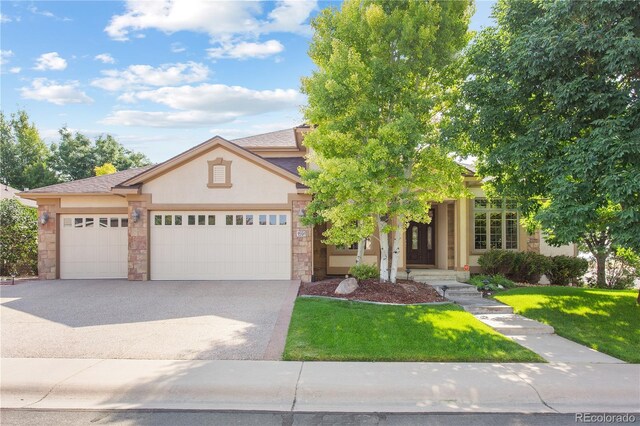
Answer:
128 197 149 281
527 230 541 254
37 202 58 280
292 199 312 282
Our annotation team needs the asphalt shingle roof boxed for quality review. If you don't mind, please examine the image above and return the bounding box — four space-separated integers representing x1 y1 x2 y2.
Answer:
232 128 298 149
22 165 154 194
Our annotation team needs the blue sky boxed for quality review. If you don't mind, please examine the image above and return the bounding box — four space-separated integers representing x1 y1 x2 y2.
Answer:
1 1 496 162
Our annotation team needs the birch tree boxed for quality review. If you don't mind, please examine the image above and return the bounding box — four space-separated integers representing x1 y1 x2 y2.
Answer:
301 0 472 283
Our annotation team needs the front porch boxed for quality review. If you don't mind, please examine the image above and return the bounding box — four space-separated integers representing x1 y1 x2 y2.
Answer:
313 200 471 282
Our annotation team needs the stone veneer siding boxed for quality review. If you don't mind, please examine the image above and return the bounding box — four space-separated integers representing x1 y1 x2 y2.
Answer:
292 199 313 282
526 229 541 254
37 203 57 280
128 199 149 280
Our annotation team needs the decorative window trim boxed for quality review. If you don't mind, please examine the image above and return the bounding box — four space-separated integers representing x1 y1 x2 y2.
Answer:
471 197 519 252
207 157 232 188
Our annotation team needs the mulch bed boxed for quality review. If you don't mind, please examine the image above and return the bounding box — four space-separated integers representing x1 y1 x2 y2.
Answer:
299 278 446 304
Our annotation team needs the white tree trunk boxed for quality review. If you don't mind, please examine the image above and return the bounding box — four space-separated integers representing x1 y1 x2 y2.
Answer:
355 238 366 265
377 216 390 282
389 217 404 284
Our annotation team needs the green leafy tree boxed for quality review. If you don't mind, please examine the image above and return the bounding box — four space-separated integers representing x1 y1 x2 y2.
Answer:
94 162 117 176
0 111 59 190
454 0 640 287
301 0 473 283
0 199 38 276
51 128 151 180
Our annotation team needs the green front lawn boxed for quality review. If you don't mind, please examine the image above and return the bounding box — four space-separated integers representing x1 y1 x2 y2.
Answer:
283 298 544 362
495 287 640 363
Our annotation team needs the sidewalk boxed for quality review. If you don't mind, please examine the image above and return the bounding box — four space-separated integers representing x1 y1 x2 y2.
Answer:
2 358 638 414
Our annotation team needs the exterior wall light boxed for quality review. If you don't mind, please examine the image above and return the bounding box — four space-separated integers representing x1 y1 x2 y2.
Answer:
131 208 141 223
39 212 49 225
298 208 306 217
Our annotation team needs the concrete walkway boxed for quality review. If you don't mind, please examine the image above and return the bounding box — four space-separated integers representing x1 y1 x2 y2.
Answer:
432 282 626 364
2 358 638 413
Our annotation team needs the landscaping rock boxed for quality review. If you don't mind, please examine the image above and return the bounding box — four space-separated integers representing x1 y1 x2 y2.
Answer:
335 277 359 295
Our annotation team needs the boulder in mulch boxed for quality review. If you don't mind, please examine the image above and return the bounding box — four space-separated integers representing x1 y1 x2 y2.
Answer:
335 277 359 295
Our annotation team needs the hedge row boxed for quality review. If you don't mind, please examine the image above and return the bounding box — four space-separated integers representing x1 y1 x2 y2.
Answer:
478 250 588 285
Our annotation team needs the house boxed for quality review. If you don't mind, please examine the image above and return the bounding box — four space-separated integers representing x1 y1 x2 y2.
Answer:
2 184 38 208
20 126 569 282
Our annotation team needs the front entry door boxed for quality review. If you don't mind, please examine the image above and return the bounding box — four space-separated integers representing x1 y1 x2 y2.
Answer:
406 209 436 265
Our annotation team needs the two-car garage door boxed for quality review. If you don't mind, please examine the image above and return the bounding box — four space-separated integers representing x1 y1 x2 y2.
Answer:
150 211 291 280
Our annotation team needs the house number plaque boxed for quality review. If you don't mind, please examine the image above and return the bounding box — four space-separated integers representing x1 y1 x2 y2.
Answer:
296 230 307 238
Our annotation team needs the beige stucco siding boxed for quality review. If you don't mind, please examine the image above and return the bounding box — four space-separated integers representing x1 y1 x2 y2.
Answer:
142 146 298 204
60 195 128 208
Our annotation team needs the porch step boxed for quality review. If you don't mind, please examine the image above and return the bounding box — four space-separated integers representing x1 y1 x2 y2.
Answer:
474 313 555 335
431 283 483 299
411 270 459 282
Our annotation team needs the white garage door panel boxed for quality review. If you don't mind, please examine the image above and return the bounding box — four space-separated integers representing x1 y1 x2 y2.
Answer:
60 215 128 279
151 211 291 280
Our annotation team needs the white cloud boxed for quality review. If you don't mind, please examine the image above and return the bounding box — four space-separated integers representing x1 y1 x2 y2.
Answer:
9 67 21 74
105 0 315 42
120 84 303 112
0 50 14 65
91 61 209 91
207 39 284 60
94 53 115 64
170 42 186 53
20 78 93 105
28 6 71 21
34 52 67 71
103 83 304 128
1 13 12 23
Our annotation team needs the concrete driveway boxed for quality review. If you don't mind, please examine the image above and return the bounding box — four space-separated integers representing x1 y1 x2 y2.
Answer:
0 279 299 360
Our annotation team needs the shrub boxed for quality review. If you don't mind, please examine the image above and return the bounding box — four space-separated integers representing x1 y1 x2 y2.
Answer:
348 263 378 281
469 274 516 292
0 199 38 276
478 250 552 283
477 250 516 276
510 251 552 283
546 255 589 285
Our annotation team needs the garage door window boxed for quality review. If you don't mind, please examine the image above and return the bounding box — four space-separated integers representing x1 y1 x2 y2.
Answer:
245 214 253 225
110 218 119 227
226 215 233 225
85 218 94 227
198 215 205 225
259 215 267 225
279 215 287 225
75 218 83 228
100 218 108 227
174 215 182 225
269 215 277 225
236 215 243 225
208 215 215 225
121 218 129 227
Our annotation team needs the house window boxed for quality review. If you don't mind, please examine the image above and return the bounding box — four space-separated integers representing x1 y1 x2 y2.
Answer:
207 157 232 188
338 238 372 251
473 198 519 250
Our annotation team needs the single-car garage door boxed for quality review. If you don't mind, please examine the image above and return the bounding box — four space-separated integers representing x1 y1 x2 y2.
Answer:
150 211 291 280
59 215 128 279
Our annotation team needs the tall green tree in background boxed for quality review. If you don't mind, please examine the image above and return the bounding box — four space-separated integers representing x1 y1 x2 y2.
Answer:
0 111 58 190
454 0 640 287
51 128 151 181
301 0 473 283
0 110 151 187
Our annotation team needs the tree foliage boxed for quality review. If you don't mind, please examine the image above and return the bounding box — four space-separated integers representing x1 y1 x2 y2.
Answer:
0 110 151 188
95 163 117 176
301 0 473 282
0 111 58 190
51 128 150 181
454 0 640 286
0 199 38 276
